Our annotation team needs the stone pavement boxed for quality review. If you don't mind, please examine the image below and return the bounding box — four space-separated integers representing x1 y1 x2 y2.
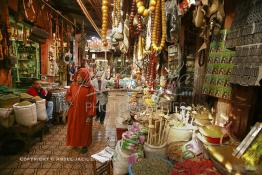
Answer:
0 91 128 175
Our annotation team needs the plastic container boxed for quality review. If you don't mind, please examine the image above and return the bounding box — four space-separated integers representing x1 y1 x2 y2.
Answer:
36 99 48 121
144 143 167 159
13 103 37 127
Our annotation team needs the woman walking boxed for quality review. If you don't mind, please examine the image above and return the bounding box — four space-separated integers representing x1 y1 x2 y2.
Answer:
65 68 96 153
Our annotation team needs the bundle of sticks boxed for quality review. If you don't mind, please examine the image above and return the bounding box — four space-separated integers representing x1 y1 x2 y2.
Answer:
146 112 171 146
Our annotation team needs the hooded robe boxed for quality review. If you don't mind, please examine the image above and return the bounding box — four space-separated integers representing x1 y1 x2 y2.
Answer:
65 68 96 147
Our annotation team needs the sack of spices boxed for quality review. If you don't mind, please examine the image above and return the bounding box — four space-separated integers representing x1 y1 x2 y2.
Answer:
13 101 37 127
113 141 129 175
35 99 47 121
0 108 15 128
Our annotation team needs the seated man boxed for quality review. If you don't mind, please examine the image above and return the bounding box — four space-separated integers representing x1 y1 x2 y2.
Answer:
27 80 54 125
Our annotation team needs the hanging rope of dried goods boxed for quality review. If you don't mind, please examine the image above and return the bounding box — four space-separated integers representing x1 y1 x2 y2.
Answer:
146 53 158 88
151 0 166 51
129 0 143 36
113 0 121 28
101 0 109 46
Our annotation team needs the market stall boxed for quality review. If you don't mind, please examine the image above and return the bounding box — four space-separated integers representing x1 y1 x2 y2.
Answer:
103 0 262 174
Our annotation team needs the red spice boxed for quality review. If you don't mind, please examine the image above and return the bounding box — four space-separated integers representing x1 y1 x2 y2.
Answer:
172 159 221 175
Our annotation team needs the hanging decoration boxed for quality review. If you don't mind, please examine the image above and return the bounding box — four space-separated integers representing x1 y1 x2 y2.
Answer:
129 0 143 37
166 0 180 43
136 0 157 17
151 0 166 51
137 35 144 62
101 0 109 46
120 14 130 54
193 0 225 66
146 53 158 88
113 0 122 29
145 15 152 51
111 0 123 48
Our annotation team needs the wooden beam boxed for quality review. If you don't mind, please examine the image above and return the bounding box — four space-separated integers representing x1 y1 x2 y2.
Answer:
76 0 102 38
40 0 76 27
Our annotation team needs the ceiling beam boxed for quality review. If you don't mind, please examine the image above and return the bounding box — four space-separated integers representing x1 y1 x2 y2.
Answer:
76 0 102 38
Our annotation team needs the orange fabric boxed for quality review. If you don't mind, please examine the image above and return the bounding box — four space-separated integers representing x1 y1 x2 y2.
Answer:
65 68 96 147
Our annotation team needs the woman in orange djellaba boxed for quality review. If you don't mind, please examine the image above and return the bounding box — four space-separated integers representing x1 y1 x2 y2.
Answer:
65 68 96 154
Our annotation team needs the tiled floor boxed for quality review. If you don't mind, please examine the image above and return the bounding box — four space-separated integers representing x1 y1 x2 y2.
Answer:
0 92 128 175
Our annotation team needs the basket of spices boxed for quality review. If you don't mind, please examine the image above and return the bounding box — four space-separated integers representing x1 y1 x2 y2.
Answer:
129 158 173 175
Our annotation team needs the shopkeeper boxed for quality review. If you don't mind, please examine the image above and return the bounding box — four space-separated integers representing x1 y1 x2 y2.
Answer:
27 80 54 122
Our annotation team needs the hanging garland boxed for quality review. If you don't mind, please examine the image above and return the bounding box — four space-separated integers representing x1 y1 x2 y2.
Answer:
151 0 166 51
101 0 109 46
113 0 121 28
146 53 158 88
129 0 143 36
136 0 157 17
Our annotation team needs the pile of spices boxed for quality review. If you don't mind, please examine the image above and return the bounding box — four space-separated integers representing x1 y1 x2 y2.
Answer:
20 93 33 99
172 159 221 175
0 94 17 100
132 158 172 175
16 101 32 107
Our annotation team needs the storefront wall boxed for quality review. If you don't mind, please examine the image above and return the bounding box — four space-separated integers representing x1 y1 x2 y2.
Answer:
0 0 78 86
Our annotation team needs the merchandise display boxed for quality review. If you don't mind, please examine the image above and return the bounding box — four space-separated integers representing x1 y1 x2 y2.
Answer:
203 30 235 100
